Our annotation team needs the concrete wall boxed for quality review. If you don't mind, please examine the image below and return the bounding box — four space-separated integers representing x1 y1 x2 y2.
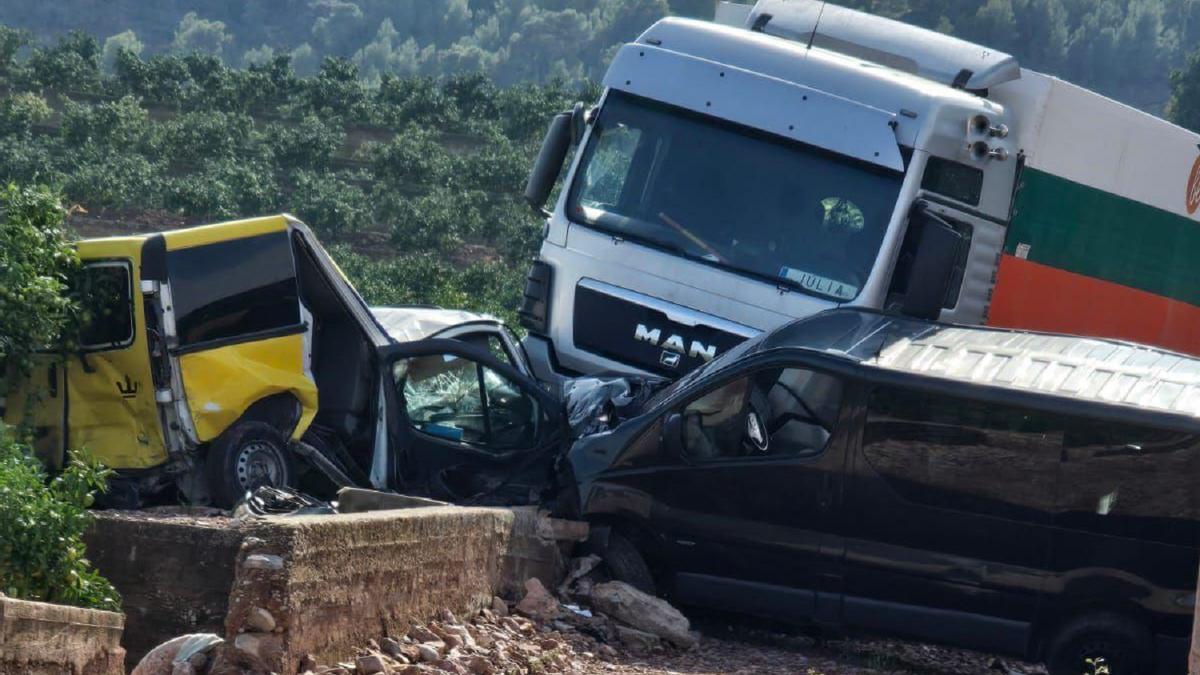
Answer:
85 504 582 672
84 513 247 664
0 596 125 675
224 506 518 671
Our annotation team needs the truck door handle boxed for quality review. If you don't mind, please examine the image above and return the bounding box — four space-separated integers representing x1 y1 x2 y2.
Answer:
47 364 58 398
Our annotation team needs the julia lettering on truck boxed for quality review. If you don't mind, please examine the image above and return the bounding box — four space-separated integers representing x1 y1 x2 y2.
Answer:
519 0 1200 383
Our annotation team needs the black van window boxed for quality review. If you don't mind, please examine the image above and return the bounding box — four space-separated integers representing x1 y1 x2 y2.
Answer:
76 261 134 350
864 387 1062 520
682 367 842 461
1059 421 1200 546
169 231 300 347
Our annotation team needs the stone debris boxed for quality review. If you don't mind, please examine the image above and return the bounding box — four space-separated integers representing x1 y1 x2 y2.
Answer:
588 581 696 648
244 607 276 633
132 554 1048 675
514 577 560 621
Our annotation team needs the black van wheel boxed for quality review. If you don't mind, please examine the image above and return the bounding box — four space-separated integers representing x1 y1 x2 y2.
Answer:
206 421 295 508
601 532 657 596
1046 612 1153 675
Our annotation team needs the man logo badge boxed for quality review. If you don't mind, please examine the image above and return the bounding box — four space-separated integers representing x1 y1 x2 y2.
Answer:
660 351 682 368
635 323 718 363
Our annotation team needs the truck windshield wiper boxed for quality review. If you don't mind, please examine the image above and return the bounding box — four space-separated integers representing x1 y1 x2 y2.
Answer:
658 212 730 265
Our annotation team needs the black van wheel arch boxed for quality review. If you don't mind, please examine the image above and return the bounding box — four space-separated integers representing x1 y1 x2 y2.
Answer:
206 421 296 508
599 531 657 596
1045 611 1154 675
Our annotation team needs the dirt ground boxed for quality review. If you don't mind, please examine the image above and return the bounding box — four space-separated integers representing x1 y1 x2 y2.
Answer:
567 620 1047 675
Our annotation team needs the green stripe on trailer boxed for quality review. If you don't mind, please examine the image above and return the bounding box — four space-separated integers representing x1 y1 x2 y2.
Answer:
1006 168 1200 308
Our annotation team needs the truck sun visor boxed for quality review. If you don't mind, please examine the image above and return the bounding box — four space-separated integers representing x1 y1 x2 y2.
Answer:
603 44 904 173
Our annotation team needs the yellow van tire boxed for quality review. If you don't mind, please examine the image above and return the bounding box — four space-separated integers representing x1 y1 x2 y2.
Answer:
206 421 296 508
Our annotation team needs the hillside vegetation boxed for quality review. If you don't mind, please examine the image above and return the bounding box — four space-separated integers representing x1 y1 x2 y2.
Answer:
0 29 592 323
5 1 1200 322
3 0 1200 114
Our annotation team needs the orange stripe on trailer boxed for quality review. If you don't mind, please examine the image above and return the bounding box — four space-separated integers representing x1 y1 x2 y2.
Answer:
988 255 1200 356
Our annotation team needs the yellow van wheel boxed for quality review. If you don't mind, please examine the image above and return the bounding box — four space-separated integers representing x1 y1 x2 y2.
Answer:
206 421 296 508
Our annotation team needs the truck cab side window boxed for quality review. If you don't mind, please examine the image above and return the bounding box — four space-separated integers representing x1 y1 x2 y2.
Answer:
76 261 134 350
682 367 842 461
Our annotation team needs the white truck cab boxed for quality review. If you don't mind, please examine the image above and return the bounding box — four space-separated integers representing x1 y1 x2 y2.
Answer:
519 0 1022 380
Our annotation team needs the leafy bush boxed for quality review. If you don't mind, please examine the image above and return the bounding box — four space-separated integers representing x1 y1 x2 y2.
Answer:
0 184 78 375
0 92 51 136
290 169 370 238
0 423 119 611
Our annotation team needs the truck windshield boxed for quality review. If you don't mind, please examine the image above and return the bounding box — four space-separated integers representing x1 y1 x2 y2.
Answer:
567 92 904 301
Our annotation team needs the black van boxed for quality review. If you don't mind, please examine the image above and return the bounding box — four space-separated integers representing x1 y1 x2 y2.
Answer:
561 309 1200 675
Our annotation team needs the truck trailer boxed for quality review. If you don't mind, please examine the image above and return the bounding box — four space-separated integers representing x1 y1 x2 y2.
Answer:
519 0 1200 381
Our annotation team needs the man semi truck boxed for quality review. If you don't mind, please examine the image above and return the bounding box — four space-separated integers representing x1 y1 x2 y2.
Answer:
519 0 1200 381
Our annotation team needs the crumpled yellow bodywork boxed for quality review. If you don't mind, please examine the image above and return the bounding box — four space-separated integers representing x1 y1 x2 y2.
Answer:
178 332 318 443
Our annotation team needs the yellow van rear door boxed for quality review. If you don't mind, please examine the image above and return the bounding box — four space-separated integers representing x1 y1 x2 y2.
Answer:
66 258 168 470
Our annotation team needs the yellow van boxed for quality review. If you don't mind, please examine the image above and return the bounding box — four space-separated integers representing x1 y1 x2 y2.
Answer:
2 214 391 506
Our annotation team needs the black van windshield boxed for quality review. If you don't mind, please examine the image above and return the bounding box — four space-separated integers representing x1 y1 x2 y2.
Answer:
567 92 904 302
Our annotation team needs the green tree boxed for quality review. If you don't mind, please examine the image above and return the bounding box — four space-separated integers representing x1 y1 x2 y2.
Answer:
23 31 101 92
171 12 234 60
0 92 51 137
290 170 371 239
0 184 78 375
1169 47 1200 132
0 25 30 82
100 30 143 74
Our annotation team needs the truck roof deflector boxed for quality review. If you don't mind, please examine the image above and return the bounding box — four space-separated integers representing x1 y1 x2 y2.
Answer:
604 44 904 172
744 0 1021 91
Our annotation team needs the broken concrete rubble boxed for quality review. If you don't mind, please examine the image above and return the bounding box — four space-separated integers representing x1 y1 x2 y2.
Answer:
587 581 697 649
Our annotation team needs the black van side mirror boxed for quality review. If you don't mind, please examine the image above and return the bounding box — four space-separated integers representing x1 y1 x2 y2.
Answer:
900 209 965 321
663 413 684 457
524 104 584 216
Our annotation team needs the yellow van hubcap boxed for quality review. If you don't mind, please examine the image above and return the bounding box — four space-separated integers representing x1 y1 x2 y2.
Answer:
236 441 285 489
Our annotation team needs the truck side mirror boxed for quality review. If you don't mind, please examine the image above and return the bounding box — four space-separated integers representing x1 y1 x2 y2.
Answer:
524 111 575 215
900 210 964 321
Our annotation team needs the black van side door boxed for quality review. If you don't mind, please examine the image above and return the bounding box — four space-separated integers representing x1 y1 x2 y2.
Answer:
648 360 851 623
841 385 1062 657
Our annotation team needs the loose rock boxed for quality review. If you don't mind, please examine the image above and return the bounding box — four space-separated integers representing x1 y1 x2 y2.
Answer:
514 577 559 620
490 596 509 617
417 643 440 663
355 654 390 674
589 581 696 648
244 607 276 633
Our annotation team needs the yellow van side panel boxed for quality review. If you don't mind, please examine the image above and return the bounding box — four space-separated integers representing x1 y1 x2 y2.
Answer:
178 333 318 443
162 215 288 251
67 353 168 469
